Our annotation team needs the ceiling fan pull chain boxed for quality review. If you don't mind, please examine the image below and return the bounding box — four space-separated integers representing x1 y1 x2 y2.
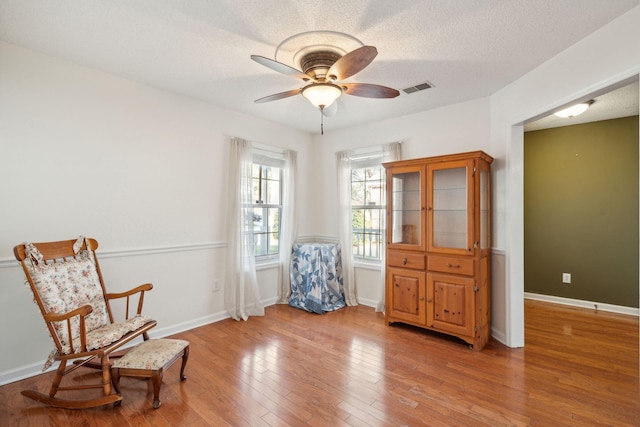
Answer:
320 106 325 135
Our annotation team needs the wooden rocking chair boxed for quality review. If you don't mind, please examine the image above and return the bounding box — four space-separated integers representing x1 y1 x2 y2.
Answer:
14 237 157 409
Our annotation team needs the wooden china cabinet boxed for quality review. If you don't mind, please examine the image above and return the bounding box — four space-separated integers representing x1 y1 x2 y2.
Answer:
383 151 493 350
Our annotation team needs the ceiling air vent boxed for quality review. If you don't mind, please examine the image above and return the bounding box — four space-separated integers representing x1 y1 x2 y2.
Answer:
402 81 434 94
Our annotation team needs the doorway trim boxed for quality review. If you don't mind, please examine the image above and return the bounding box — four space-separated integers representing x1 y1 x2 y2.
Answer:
505 71 640 347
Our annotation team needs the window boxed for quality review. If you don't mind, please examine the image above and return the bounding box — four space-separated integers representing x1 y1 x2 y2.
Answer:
351 157 386 261
251 149 283 259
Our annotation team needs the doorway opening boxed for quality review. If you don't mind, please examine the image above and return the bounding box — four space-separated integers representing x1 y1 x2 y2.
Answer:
521 76 640 342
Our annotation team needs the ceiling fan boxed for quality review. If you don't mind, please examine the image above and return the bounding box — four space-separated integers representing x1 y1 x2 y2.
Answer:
251 46 400 132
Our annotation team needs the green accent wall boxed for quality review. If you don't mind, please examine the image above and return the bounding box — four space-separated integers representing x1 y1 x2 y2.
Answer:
524 116 639 308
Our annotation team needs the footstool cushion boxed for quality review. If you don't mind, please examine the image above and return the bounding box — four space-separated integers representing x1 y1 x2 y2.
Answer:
111 339 189 408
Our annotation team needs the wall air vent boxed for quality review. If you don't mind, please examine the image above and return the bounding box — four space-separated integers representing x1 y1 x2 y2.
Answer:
402 81 434 94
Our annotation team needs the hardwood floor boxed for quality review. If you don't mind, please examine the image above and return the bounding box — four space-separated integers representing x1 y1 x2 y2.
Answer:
1 300 638 426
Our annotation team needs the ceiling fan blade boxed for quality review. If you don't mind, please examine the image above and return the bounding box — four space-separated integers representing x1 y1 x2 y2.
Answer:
254 88 302 103
342 83 400 98
327 46 378 81
251 55 311 81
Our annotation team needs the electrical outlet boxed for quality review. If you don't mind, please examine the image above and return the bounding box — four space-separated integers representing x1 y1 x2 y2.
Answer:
562 273 571 284
212 279 220 292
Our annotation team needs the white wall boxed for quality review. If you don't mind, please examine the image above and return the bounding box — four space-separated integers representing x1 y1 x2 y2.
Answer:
0 41 313 382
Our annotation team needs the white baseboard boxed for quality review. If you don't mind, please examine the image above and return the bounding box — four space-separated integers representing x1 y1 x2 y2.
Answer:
491 328 507 346
524 292 639 316
0 309 230 386
0 298 284 386
148 311 230 340
0 360 57 386
356 297 379 308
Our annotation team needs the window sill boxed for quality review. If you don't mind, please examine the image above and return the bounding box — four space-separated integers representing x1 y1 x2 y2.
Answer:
256 258 281 271
353 260 382 271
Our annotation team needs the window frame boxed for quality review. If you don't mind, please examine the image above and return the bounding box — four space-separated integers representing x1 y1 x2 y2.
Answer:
350 152 387 263
251 147 285 262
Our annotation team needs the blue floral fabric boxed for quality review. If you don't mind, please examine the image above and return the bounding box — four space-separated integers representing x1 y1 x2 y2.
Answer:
289 243 346 314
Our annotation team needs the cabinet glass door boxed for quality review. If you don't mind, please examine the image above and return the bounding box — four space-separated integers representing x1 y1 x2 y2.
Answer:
429 161 472 254
390 169 422 247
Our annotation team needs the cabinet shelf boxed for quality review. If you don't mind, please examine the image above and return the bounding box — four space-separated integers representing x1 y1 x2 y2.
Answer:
433 187 466 191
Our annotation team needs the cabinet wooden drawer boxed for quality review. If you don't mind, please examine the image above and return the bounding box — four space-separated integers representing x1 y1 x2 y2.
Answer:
387 251 426 270
428 256 474 276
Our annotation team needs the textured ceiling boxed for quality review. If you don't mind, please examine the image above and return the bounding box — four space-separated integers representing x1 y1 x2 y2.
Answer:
525 80 639 132
1 0 638 134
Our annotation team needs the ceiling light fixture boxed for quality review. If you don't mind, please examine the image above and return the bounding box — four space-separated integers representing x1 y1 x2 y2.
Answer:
301 82 343 109
252 32 399 135
554 100 594 118
301 83 343 135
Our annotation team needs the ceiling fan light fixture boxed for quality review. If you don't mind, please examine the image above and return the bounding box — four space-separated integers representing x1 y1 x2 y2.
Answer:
554 100 594 118
302 83 342 109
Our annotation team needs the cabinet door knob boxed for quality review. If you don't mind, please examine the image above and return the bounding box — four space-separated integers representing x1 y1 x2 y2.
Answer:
402 258 407 265
419 297 425 301
446 263 460 268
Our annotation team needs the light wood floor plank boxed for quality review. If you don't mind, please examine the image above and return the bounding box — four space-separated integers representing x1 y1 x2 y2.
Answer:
1 300 638 426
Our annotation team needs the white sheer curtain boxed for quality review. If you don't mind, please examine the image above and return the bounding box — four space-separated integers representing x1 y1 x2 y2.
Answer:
277 149 298 304
224 137 264 320
336 151 358 306
376 142 402 313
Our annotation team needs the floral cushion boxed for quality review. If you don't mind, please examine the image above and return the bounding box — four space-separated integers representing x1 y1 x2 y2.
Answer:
113 339 189 370
39 314 155 370
25 239 154 357
28 249 110 353
22 238 158 372
82 314 155 353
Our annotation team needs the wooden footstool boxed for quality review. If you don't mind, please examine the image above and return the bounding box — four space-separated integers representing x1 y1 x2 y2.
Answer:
111 339 189 409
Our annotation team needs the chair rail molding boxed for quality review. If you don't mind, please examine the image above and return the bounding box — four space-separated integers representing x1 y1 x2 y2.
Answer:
0 241 227 269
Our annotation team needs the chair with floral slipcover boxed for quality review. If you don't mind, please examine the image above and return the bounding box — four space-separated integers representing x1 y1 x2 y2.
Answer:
14 236 157 409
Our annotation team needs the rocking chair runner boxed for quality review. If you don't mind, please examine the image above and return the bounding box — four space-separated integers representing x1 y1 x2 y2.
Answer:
14 237 157 409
